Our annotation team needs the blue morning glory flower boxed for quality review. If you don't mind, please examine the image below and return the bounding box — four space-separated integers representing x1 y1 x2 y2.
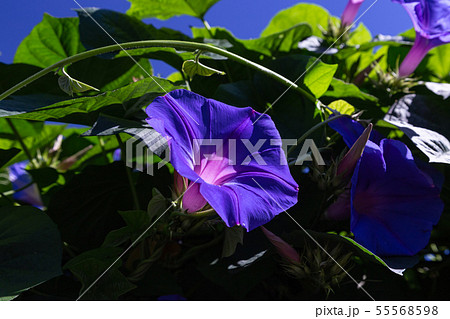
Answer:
8 161 43 209
329 116 443 256
145 89 298 231
392 0 450 76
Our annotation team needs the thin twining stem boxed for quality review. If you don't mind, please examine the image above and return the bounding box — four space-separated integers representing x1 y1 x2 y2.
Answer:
0 40 316 104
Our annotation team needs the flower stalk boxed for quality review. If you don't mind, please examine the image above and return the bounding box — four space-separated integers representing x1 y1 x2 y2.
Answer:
341 0 365 27
398 35 433 77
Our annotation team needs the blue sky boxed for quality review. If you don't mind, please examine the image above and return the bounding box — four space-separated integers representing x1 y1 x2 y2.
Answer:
0 0 412 76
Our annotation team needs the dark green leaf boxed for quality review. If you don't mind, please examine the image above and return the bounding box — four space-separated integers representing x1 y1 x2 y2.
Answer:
0 148 20 169
82 114 149 136
64 247 123 269
64 247 135 300
196 248 276 299
222 226 244 258
47 162 133 251
286 230 401 273
0 206 62 297
27 167 59 189
82 114 169 156
134 264 182 297
77 8 190 70
147 189 167 222
68 57 152 92
323 78 378 102
0 77 184 125
0 63 63 97
192 25 312 57
103 210 150 247
127 0 221 20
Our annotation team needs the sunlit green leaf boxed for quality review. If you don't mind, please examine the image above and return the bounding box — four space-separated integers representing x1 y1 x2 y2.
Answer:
303 58 338 98
427 44 450 82
14 14 84 68
327 100 356 115
347 23 372 46
182 59 225 80
58 68 99 97
127 0 221 20
261 3 330 37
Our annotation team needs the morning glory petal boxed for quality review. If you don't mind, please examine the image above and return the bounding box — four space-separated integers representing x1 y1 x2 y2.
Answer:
146 89 299 231
351 139 443 256
328 115 382 147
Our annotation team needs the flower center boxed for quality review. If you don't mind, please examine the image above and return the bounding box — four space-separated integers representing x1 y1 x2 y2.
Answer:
195 153 236 186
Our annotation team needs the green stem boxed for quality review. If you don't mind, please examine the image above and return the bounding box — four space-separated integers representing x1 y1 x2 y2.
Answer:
0 40 316 104
115 134 141 211
287 113 349 156
6 119 35 166
199 20 235 83
97 136 110 163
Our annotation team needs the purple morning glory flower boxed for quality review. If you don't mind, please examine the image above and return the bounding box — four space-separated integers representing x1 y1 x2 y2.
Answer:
341 0 365 27
329 116 443 256
8 161 43 209
145 89 298 231
393 0 450 77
